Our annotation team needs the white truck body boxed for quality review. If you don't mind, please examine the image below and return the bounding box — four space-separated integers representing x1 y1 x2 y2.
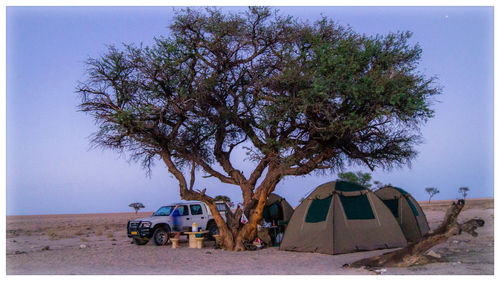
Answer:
127 201 230 245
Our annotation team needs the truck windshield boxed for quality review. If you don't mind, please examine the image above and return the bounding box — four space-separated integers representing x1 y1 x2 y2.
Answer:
153 206 174 216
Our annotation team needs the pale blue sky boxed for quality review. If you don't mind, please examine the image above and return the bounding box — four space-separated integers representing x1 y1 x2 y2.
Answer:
6 6 494 215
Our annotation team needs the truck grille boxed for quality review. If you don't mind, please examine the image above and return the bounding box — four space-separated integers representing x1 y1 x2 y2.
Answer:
129 221 140 230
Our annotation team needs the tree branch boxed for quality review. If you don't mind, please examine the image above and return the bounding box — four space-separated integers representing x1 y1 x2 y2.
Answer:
248 157 270 187
282 150 333 176
160 150 212 202
193 157 237 185
214 127 248 185
189 159 196 190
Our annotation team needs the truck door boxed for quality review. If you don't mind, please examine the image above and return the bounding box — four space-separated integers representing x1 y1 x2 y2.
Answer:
173 204 190 231
189 203 208 229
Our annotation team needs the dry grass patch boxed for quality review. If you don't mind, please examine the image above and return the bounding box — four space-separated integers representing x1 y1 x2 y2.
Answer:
46 227 79 240
46 229 59 240
7 230 20 238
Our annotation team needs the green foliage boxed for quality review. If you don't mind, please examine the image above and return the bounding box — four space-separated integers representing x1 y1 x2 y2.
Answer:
337 171 373 188
78 7 440 184
214 195 234 208
214 195 231 202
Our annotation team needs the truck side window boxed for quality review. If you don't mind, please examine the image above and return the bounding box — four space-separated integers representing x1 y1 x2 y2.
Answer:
190 204 203 215
216 203 227 212
176 205 189 216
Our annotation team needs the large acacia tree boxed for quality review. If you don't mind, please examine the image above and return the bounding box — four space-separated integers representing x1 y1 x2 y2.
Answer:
78 7 439 251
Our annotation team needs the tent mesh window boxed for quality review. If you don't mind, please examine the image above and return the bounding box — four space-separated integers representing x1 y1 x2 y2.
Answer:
392 187 419 216
382 199 399 218
263 202 284 222
339 194 375 220
305 196 333 223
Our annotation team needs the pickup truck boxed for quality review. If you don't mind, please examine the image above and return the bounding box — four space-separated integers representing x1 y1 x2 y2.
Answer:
127 201 230 246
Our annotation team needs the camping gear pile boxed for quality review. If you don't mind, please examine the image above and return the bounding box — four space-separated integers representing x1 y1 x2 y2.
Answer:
279 181 430 255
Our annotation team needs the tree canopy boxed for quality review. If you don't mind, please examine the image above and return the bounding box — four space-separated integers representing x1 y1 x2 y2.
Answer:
129 202 145 214
214 195 234 207
78 7 440 250
214 195 231 202
337 171 373 188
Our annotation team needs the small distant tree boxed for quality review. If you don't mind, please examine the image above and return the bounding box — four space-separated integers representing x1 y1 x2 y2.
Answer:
214 195 234 208
338 171 373 189
425 187 440 203
129 202 145 214
458 187 469 200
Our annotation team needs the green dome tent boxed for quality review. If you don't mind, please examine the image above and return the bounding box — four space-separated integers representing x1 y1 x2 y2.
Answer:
262 193 294 225
259 193 295 246
280 181 407 255
375 186 430 243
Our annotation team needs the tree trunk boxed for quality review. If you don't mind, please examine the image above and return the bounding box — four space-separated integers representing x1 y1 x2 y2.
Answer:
160 150 279 251
213 182 274 251
204 201 236 250
345 200 485 269
207 204 261 251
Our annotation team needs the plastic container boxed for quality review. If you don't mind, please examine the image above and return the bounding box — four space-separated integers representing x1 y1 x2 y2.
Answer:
192 222 198 232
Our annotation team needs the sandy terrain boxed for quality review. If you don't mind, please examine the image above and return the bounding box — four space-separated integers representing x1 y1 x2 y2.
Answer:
6 198 494 275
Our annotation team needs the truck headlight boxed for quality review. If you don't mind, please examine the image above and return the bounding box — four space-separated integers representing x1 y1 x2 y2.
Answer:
141 221 152 228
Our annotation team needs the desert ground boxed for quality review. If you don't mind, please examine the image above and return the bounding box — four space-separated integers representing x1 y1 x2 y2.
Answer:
6 198 494 275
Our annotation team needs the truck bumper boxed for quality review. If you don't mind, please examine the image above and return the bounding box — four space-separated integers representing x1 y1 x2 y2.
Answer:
127 222 151 238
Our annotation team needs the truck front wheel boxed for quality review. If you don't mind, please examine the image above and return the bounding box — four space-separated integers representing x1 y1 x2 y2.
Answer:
153 226 171 246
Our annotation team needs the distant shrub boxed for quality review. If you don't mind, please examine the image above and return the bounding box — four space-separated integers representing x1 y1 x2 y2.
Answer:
46 229 59 240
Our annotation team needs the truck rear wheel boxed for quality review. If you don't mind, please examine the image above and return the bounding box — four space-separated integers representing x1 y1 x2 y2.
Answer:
153 225 171 246
133 238 149 245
